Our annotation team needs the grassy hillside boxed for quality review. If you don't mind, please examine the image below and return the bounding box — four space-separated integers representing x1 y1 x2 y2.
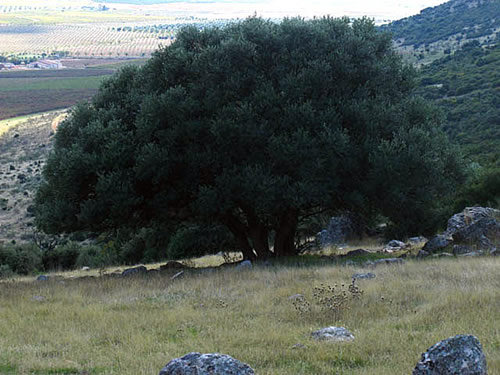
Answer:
0 257 499 374
417 41 500 166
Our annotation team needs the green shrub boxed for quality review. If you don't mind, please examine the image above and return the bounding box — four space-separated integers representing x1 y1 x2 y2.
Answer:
42 242 81 271
75 245 114 269
0 264 14 279
0 244 42 275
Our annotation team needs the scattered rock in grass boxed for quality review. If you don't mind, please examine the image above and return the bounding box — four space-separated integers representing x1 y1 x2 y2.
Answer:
292 343 306 349
311 326 354 342
413 334 487 375
31 295 45 302
81 266 90 271
491 248 499 256
36 275 49 281
352 272 376 280
236 260 252 270
121 266 147 277
171 271 184 280
159 352 255 375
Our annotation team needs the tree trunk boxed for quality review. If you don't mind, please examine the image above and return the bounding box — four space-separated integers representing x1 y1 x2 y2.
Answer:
241 205 273 259
274 209 299 257
248 223 273 259
221 213 256 261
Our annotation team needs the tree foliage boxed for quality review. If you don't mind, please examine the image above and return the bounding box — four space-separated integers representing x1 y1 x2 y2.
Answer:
35 17 464 260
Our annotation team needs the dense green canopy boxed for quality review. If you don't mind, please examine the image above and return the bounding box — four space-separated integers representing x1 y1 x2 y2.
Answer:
35 17 464 260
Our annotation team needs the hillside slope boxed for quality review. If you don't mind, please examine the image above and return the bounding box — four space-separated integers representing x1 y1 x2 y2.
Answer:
381 0 500 64
417 41 500 166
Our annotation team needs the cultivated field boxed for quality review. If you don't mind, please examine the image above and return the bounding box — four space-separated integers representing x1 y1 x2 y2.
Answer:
0 257 498 374
0 24 172 58
0 69 113 120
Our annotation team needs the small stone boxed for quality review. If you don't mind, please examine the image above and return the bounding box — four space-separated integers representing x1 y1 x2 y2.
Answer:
491 248 499 256
352 272 376 280
31 295 45 302
288 294 305 300
159 352 254 375
413 334 487 375
121 266 147 277
81 266 90 271
311 326 354 342
36 275 49 281
292 343 305 349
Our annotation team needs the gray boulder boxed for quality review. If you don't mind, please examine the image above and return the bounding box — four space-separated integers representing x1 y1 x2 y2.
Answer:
122 266 147 277
413 334 487 375
491 248 499 256
311 326 354 342
452 218 500 251
36 275 49 281
422 235 452 253
423 207 500 255
316 214 358 247
159 352 254 375
387 240 406 248
446 207 498 234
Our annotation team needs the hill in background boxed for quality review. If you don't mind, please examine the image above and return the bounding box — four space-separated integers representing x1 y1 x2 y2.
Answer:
382 0 499 167
382 0 500 65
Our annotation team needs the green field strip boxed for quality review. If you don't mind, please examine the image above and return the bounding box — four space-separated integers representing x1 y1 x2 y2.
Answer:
0 75 110 92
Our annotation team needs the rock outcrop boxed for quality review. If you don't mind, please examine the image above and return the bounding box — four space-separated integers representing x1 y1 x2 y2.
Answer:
413 334 487 375
159 352 254 375
422 207 499 256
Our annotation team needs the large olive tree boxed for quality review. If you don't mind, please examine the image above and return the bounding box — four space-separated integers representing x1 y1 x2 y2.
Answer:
35 17 464 260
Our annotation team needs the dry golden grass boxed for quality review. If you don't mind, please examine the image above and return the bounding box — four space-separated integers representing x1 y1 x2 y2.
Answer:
0 257 499 374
